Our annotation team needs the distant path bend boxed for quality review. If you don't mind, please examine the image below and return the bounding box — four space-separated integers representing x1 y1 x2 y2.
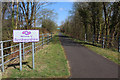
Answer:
59 33 118 78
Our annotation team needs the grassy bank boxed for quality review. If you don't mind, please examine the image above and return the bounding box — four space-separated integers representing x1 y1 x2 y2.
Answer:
3 33 70 78
63 33 119 65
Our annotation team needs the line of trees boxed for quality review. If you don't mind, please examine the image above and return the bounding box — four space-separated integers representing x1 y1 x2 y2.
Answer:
1 2 58 57
61 2 120 49
2 2 57 41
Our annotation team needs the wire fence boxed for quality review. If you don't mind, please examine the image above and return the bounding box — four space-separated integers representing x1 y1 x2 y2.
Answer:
0 33 53 72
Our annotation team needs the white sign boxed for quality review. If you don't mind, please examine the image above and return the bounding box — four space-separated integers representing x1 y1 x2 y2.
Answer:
13 30 39 42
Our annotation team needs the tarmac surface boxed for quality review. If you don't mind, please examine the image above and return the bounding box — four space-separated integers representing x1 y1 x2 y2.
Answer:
59 33 119 78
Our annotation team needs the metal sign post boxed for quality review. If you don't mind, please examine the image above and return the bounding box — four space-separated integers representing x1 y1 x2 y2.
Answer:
32 42 35 69
19 43 22 71
23 42 24 60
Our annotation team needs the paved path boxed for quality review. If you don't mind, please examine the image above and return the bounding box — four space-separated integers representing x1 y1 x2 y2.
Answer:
59 33 119 78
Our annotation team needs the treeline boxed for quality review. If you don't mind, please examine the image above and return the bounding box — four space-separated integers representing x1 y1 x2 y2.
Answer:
1 2 58 59
61 2 120 49
2 2 57 41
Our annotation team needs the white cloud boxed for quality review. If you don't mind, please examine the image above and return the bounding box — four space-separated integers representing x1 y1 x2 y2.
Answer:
59 8 64 11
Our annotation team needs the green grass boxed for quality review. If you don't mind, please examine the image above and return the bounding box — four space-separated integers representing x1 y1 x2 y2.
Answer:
3 33 70 78
73 39 119 65
63 33 119 65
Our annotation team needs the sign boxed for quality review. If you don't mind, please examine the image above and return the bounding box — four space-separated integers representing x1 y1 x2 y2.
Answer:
13 30 39 42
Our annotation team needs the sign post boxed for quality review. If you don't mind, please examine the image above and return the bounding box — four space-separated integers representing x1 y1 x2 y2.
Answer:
13 30 39 71
32 42 35 69
19 43 22 71
23 42 24 60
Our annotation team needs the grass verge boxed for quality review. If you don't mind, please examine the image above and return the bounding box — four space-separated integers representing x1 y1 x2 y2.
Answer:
3 33 70 78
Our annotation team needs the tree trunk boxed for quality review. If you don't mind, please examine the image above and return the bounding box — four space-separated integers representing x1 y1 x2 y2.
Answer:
103 2 108 48
12 0 14 29
15 0 19 29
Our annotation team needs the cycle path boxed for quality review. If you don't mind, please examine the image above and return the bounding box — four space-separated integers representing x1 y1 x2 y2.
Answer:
59 33 119 78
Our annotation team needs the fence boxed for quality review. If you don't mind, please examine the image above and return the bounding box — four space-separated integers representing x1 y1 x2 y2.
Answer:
0 33 53 72
84 34 120 53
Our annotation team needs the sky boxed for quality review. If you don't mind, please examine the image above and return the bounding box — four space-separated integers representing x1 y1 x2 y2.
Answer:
45 2 73 26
